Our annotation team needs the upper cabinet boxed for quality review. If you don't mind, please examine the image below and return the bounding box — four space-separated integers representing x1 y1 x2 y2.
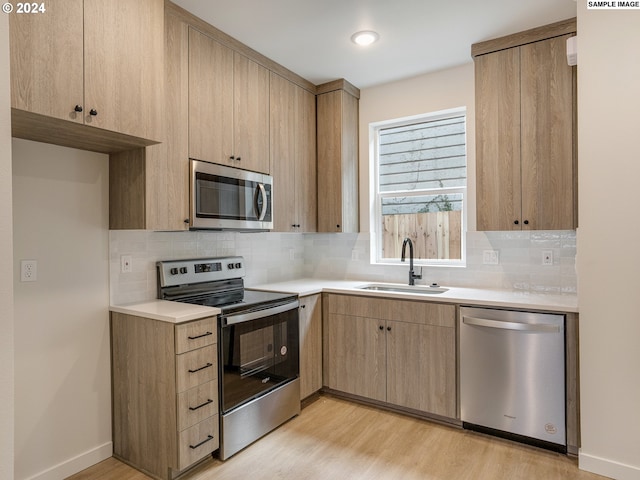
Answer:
316 81 360 233
189 28 270 174
10 0 164 152
110 11 190 231
474 19 577 231
270 73 317 232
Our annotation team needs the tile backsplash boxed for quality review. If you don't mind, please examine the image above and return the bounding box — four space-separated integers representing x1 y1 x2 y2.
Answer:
110 230 576 305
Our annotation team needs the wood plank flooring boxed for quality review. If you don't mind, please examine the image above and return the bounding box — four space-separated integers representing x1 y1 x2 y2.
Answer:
67 395 609 480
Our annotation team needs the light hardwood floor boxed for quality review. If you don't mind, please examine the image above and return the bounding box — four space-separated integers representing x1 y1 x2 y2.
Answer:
68 395 608 480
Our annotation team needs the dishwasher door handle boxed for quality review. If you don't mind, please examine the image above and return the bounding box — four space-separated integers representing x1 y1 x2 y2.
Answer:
462 315 562 333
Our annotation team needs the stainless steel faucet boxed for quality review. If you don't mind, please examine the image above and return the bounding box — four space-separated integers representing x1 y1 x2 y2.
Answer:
401 237 422 286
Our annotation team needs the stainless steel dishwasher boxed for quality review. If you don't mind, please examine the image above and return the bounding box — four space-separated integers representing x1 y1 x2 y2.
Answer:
459 306 566 451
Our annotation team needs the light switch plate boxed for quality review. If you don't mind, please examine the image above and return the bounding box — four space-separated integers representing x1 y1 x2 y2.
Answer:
121 255 132 273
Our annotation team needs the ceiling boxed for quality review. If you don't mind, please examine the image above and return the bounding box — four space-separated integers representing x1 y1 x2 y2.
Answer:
172 0 577 89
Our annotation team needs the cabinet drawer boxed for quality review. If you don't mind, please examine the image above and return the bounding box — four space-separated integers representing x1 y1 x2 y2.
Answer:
177 381 218 431
176 345 217 393
328 294 455 327
178 415 219 471
175 317 216 354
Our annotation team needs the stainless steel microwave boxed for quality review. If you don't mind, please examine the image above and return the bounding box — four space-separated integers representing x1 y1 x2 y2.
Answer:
190 159 273 230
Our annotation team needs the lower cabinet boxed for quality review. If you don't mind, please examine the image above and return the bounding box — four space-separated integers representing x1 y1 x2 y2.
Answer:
323 294 457 419
299 294 323 400
111 313 219 479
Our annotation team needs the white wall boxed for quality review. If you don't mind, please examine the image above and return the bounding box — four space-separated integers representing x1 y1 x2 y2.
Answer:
576 6 640 480
0 14 14 480
12 139 111 480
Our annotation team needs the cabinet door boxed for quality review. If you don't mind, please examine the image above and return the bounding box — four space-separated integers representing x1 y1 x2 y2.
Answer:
317 90 359 233
189 28 234 165
10 0 84 123
84 0 164 141
325 314 385 401
296 87 318 232
475 47 522 231
270 75 317 232
299 295 322 400
234 53 270 173
386 321 456 418
520 35 575 230
270 73 297 231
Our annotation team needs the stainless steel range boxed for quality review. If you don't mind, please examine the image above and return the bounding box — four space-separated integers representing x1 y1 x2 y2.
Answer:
157 257 300 460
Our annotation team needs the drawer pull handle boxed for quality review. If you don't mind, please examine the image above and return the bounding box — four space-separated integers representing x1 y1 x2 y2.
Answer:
189 398 213 411
189 434 214 449
188 331 213 340
188 362 213 373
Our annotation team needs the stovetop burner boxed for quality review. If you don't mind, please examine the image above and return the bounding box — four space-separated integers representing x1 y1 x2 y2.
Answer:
156 257 296 314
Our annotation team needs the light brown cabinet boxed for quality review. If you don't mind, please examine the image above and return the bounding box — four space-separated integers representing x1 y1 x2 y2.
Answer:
189 28 270 174
299 294 323 400
316 81 360 233
323 294 457 419
10 0 164 152
109 10 190 230
111 314 219 479
270 73 317 232
474 19 576 231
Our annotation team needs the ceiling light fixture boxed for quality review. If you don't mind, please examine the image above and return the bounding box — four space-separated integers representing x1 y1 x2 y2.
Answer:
351 30 379 46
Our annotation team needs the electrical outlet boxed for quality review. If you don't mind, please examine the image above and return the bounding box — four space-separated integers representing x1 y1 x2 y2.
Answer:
482 250 500 265
121 255 132 273
20 259 37 282
542 250 554 266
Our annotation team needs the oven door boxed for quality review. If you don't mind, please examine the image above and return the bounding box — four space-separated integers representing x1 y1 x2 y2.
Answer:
219 301 299 414
190 159 273 230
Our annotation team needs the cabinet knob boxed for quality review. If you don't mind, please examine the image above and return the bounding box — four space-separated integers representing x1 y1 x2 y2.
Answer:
301 305 306 309
387 326 391 331
229 156 235 160
379 325 384 331
514 220 519 225
89 109 98 116
236 157 241 161
184 219 190 224
523 220 529 225
74 105 83 113
336 224 341 229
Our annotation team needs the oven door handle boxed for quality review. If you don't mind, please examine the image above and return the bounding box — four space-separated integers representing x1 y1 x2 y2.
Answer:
222 300 299 326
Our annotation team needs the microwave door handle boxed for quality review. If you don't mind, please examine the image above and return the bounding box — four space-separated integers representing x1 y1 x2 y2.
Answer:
257 183 267 221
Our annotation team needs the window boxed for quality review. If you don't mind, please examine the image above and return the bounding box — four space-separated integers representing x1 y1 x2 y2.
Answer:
370 108 467 266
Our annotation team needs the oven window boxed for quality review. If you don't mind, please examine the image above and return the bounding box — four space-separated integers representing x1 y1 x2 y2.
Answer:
220 307 299 413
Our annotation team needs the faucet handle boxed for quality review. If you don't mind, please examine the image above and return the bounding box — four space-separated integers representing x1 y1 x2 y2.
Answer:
413 267 423 280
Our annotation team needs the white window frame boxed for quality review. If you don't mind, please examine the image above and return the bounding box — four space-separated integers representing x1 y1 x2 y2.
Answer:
369 107 467 267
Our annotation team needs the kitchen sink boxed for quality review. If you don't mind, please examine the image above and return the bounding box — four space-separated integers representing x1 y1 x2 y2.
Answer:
356 283 449 295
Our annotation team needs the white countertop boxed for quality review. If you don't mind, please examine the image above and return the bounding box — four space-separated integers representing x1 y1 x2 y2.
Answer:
110 300 221 323
248 278 578 313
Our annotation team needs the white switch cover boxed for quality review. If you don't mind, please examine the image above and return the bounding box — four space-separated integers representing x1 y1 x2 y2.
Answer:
542 250 554 266
482 250 500 265
20 259 37 282
121 255 132 273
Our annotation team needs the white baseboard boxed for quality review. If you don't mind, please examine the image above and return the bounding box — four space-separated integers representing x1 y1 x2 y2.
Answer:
26 442 113 480
579 451 640 480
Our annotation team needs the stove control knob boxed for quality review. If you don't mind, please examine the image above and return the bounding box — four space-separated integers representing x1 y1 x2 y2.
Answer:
228 263 235 269
179 267 188 274
170 268 179 275
235 262 242 269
